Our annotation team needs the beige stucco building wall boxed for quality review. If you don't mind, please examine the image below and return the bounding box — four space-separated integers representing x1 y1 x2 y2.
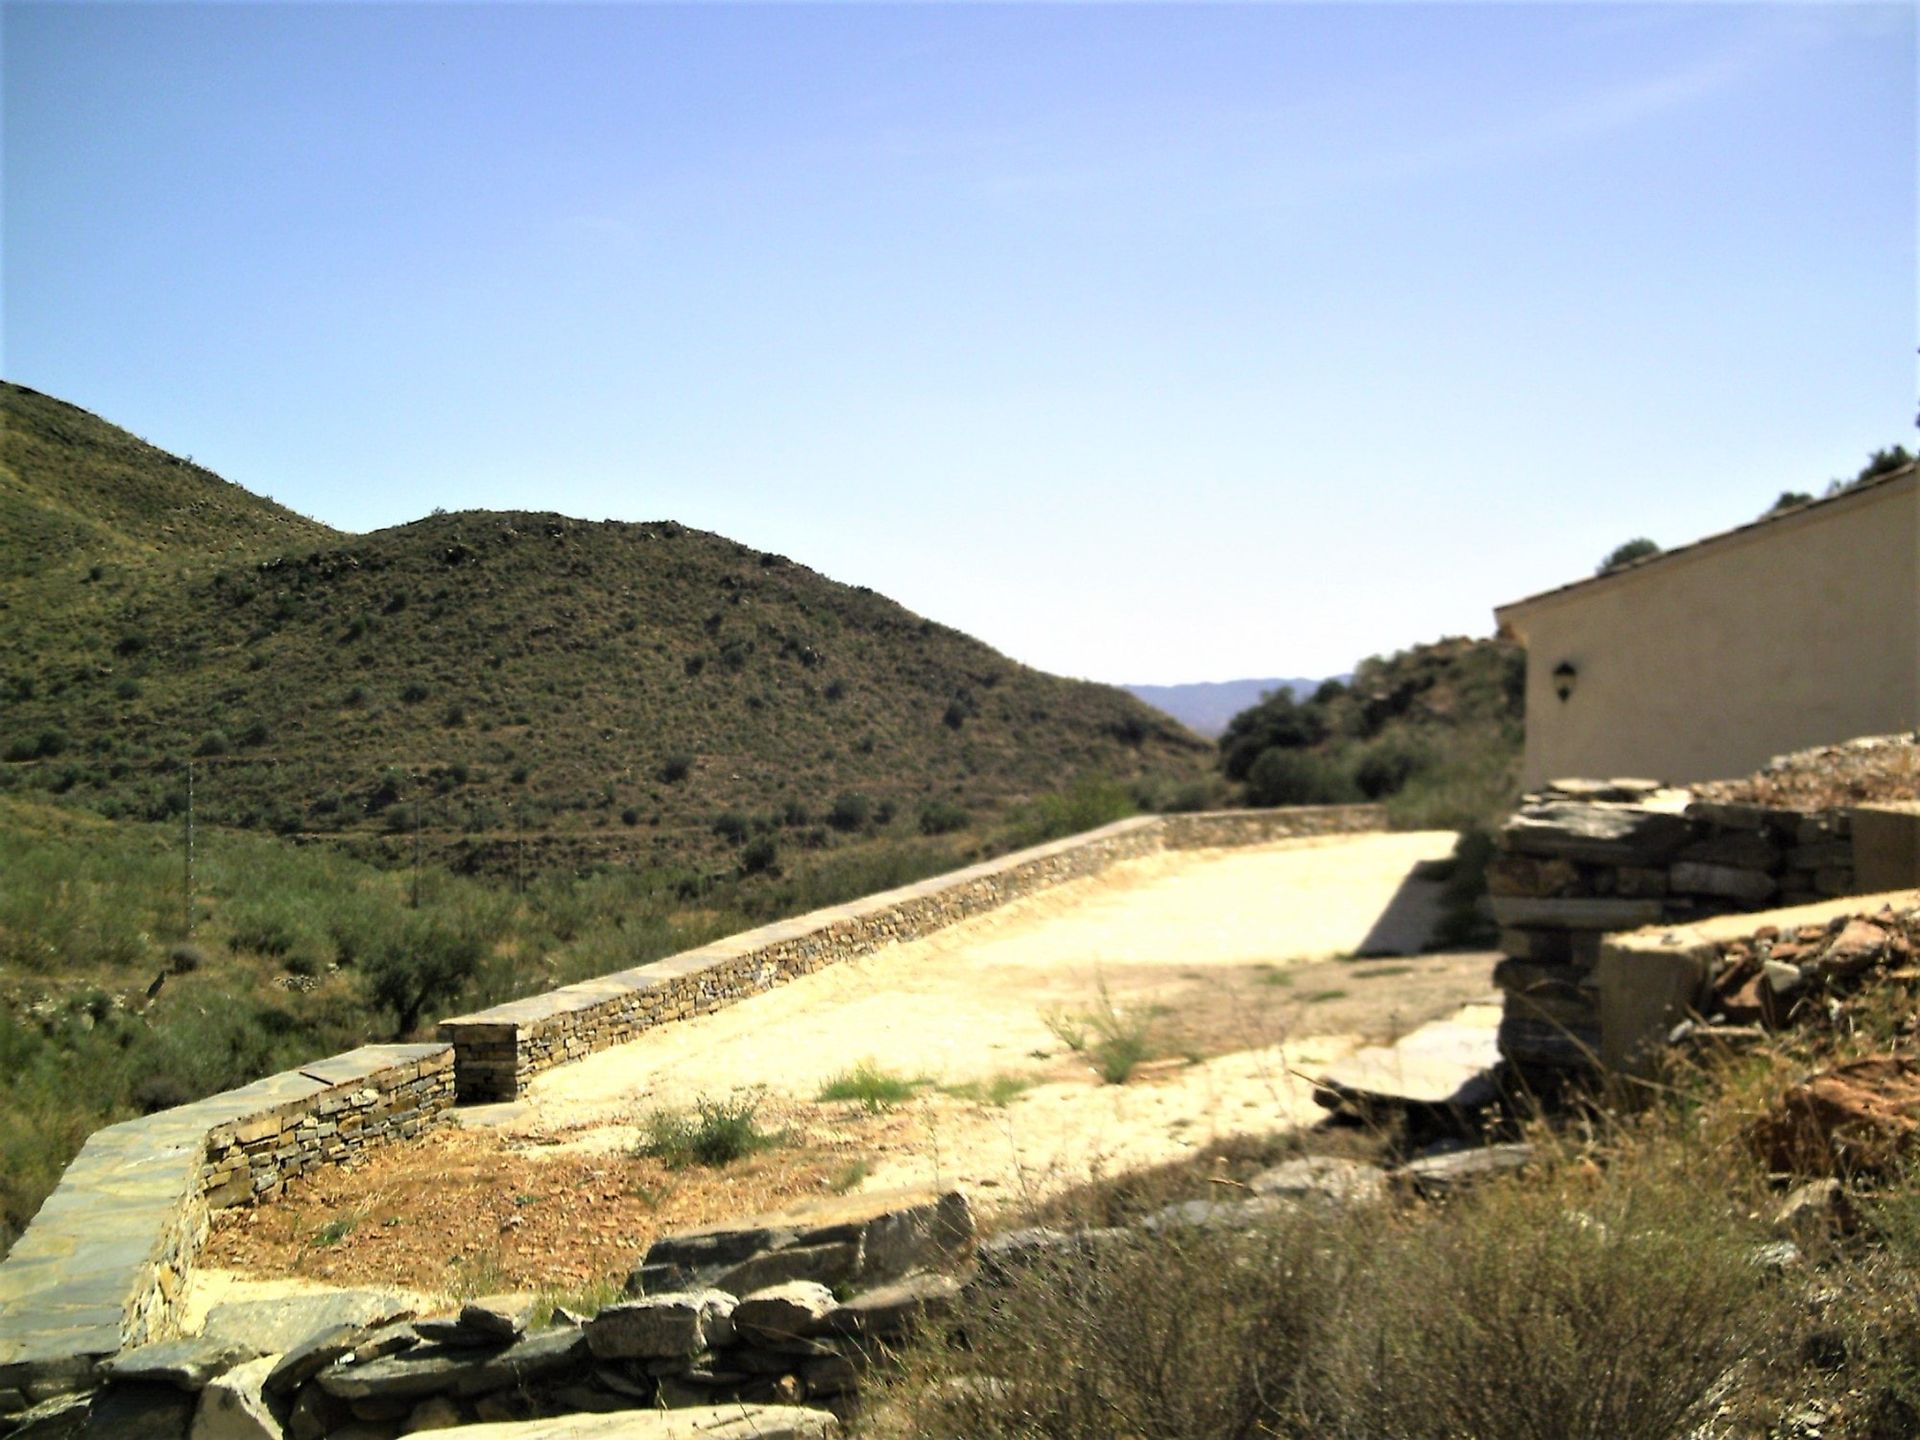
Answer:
1496 469 1919 790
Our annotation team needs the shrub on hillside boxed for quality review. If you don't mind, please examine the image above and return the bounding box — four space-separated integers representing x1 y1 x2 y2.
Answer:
828 792 872 832
1244 749 1358 807
918 800 970 836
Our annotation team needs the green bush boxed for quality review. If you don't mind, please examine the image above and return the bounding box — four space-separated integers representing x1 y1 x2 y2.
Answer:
712 811 750 844
636 1093 780 1168
918 800 970 836
1244 749 1357 807
740 836 779 875
829 792 872 832
1003 776 1135 849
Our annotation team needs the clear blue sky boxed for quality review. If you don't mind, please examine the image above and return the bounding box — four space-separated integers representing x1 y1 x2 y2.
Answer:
4 2 1913 683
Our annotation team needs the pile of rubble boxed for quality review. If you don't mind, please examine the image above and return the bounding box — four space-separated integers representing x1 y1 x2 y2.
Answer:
1697 905 1919 1033
1693 732 1919 812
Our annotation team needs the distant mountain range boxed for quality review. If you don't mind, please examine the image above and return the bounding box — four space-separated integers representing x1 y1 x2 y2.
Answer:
1123 677 1338 739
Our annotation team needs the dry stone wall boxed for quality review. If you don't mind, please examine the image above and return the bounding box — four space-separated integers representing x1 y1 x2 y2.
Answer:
442 805 1384 1101
0 1046 452 1413
0 803 1382 1420
1491 780 1858 1076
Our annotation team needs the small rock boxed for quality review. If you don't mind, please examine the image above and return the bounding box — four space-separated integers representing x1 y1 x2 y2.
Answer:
732 1282 839 1342
1749 1240 1802 1273
189 1355 281 1440
587 1291 736 1359
826 1272 964 1338
1248 1156 1389 1206
1773 1178 1845 1237
401 1395 462 1431
1394 1142 1534 1198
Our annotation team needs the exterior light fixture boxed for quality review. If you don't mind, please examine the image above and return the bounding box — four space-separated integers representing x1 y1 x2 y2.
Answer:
1553 661 1578 703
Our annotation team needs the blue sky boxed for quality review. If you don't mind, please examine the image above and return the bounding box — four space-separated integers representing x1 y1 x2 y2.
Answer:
4 2 1913 683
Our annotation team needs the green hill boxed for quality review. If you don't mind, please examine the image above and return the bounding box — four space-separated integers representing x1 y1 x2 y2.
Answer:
0 383 336 576
1218 635 1525 830
0 381 1208 873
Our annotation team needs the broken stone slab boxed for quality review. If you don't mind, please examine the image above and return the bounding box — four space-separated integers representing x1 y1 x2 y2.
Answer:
188 1354 279 1440
632 1227 793 1295
1501 804 1694 865
1676 831 1783 871
632 1188 974 1300
1497 1014 1601 1072
587 1293 736 1361
730 1284 839 1344
1543 779 1667 804
314 1346 480 1403
1247 1156 1389 1206
448 1326 592 1398
708 1244 858 1299
1314 1008 1503 1112
100 1337 265 1394
824 1273 963 1340
262 1324 363 1401
414 1301 527 1350
200 1290 418 1354
1394 1143 1534 1198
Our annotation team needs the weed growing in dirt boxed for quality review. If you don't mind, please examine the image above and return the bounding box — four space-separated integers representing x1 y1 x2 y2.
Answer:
636 1093 782 1168
1045 980 1158 1083
940 1072 1037 1107
817 1060 929 1113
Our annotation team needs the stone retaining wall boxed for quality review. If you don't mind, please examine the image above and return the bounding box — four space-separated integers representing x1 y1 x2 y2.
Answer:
0 803 1383 1412
0 1046 453 1410
1490 780 1861 1076
441 805 1384 1102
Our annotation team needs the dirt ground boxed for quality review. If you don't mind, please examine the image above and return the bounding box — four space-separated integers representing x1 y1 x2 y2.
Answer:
201 832 1499 1298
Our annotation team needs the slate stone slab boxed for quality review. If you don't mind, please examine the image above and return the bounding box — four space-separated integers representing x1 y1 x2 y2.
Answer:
78 1380 195 1440
189 1354 280 1440
99 1337 262 1393
1394 1142 1535 1198
1247 1156 1389 1206
825 1273 963 1339
449 1326 591 1397
587 1294 734 1361
731 1283 838 1343
1502 805 1693 865
201 1291 416 1354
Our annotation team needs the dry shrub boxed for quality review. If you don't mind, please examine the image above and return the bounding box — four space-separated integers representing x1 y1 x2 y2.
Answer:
1333 1151 1772 1440
880 1212 1358 1440
874 1143 1775 1440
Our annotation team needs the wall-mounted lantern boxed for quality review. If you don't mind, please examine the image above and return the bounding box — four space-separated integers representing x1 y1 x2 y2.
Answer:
1553 661 1578 703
